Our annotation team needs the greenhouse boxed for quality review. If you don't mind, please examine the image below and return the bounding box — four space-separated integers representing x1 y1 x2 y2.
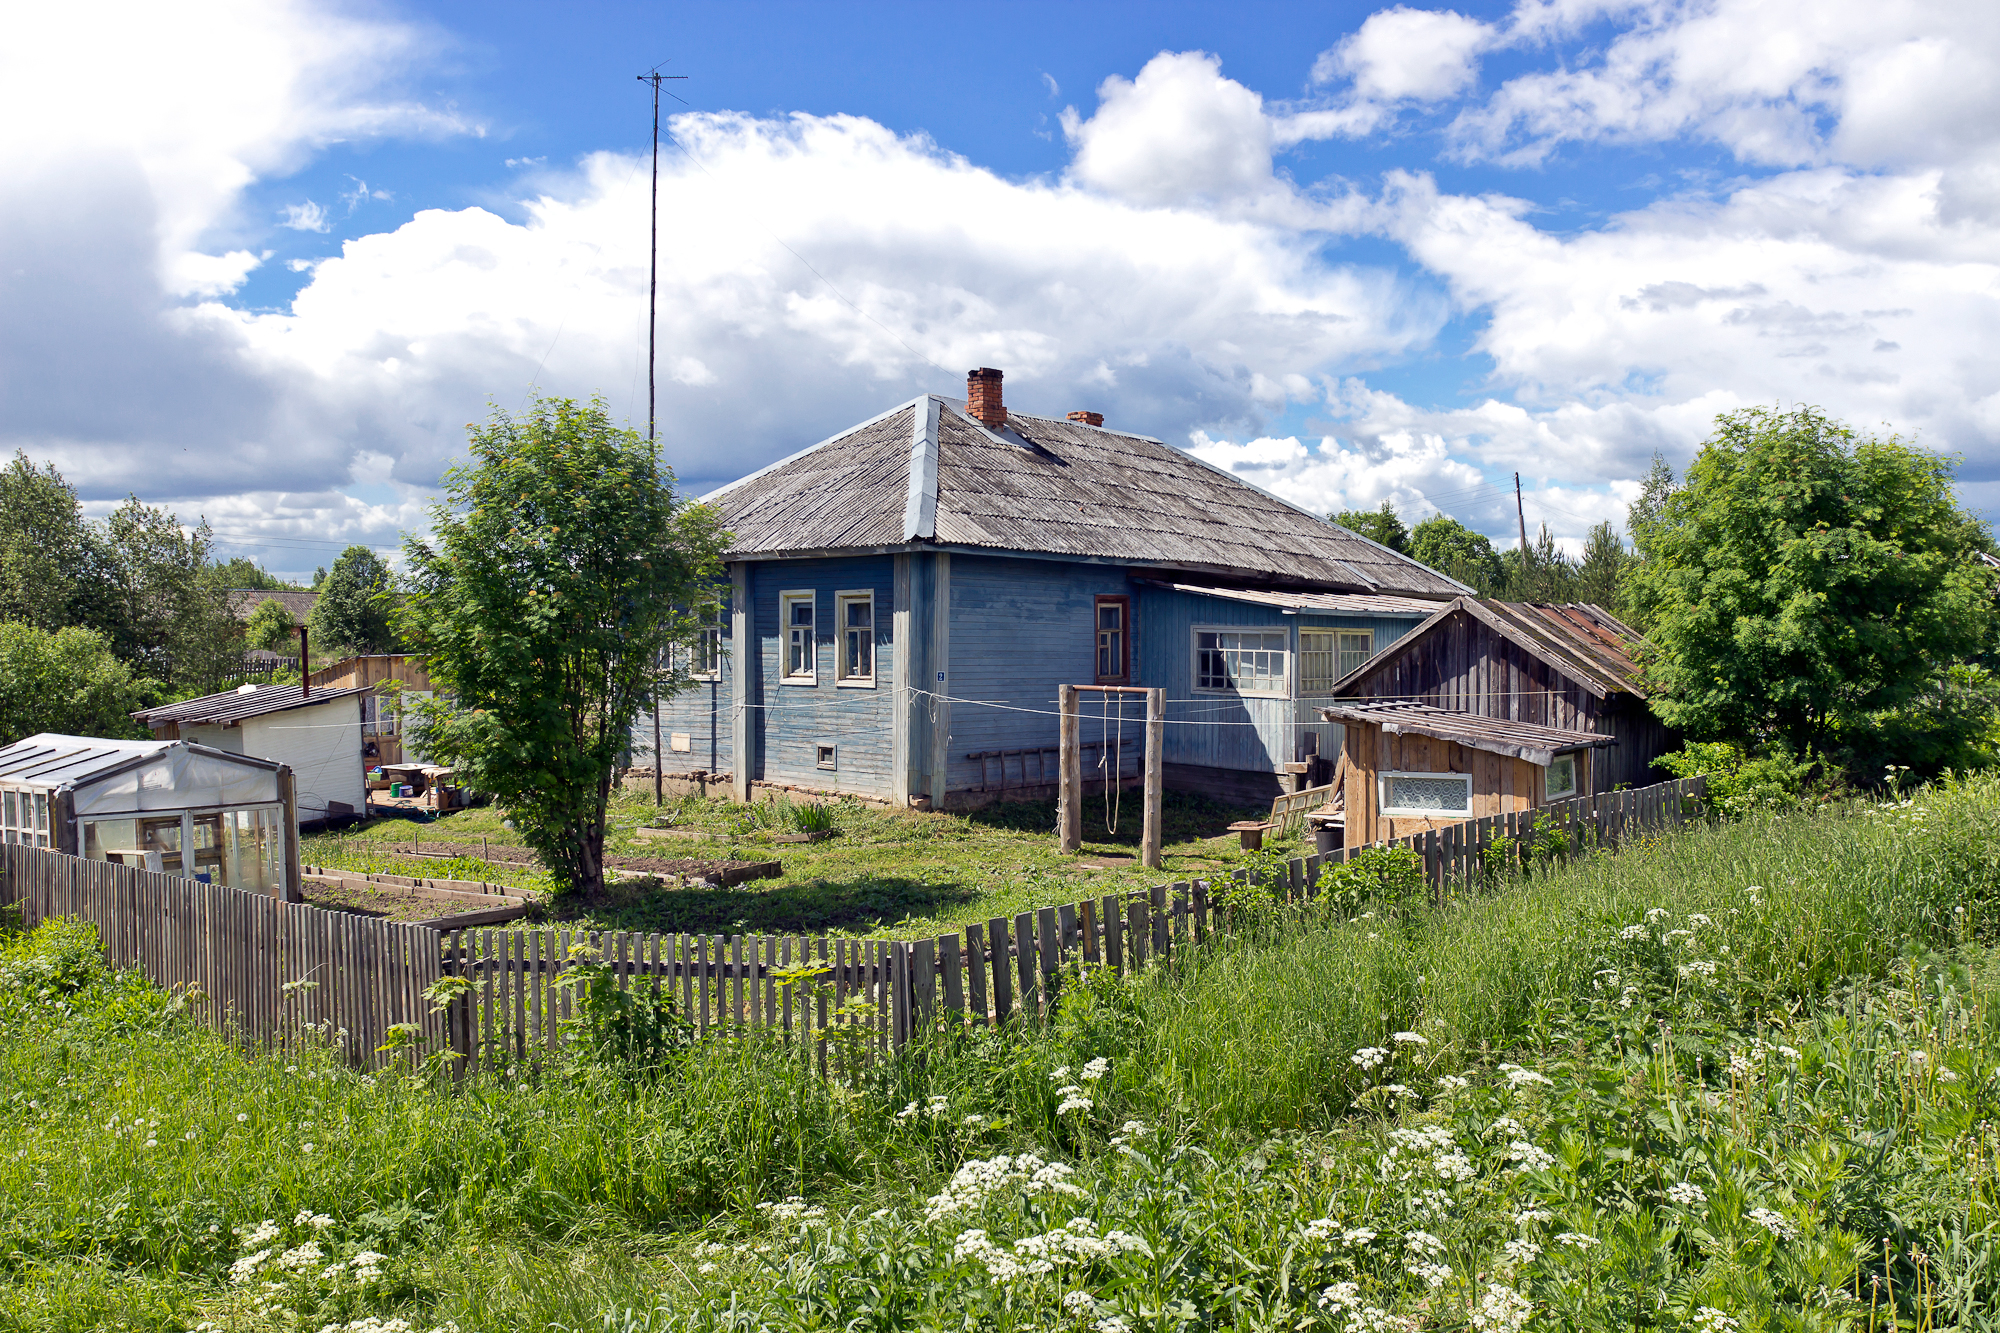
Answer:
0 733 298 896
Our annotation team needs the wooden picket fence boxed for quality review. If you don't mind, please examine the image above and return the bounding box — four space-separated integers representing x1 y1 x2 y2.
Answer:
0 775 1706 1073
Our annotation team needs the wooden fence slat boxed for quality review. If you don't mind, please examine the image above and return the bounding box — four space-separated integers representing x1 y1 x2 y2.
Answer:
1014 913 1038 1025
940 933 963 1021
964 923 988 1025
987 918 1013 1025
1104 894 1124 974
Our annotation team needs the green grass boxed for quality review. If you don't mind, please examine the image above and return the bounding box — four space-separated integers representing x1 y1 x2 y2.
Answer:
302 785 1303 940
10 776 2000 1331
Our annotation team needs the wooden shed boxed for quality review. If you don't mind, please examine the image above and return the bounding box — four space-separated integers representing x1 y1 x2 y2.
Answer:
1320 702 1617 845
1325 597 1674 792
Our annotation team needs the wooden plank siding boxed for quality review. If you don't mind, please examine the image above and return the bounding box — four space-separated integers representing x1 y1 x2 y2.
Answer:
1340 719 1596 845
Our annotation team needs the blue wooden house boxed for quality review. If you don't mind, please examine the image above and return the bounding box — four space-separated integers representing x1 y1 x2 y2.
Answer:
642 368 1469 810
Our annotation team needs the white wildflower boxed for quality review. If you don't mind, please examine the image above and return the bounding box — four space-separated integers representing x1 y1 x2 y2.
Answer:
1618 925 1649 941
1438 1074 1470 1091
1498 1064 1554 1088
1646 908 1670 922
295 1210 333 1230
1350 1047 1389 1070
1666 1182 1707 1207
228 1250 272 1283
1555 1232 1599 1250
1693 1309 1740 1333
1512 1208 1553 1226
1471 1282 1533 1333
756 1196 826 1223
697 1262 717 1274
1048 1066 1072 1082
1408 1260 1453 1289
277 1241 324 1272
1501 1237 1541 1266
1403 1229 1446 1257
1508 1140 1555 1173
1064 1291 1096 1312
1391 1031 1428 1045
1092 1318 1131 1333
1080 1057 1111 1081
1748 1207 1798 1240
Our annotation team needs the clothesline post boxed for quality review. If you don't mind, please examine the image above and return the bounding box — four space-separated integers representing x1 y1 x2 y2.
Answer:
1142 687 1164 869
1058 684 1081 853
1056 684 1162 867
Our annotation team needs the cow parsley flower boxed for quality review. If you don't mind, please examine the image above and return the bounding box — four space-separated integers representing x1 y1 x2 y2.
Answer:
1391 1031 1428 1045
1666 1182 1707 1207
1555 1232 1600 1250
1080 1057 1110 1081
1748 1207 1798 1240
1471 1282 1533 1333
1350 1047 1389 1070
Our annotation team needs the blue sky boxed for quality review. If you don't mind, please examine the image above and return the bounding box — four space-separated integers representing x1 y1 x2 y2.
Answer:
4 0 1997 580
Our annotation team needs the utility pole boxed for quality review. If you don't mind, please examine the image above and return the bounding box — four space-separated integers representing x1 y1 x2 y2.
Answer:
1515 471 1531 570
638 66 685 807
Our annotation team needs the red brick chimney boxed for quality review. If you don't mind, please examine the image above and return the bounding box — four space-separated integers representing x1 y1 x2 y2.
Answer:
967 367 1006 430
1067 410 1104 427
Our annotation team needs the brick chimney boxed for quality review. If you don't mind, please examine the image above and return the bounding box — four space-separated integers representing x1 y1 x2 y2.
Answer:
967 367 1006 430
1067 410 1104 427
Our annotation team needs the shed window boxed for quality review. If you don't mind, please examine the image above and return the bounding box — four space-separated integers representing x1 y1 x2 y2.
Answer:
1300 629 1373 693
1545 754 1577 800
1095 596 1130 683
836 591 875 685
4 791 52 847
781 591 816 683
1380 771 1473 817
1194 628 1288 696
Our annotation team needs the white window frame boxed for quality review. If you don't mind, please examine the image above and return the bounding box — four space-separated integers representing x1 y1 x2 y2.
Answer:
1298 627 1375 694
1378 769 1474 818
686 603 723 682
835 590 876 687
780 590 816 685
1191 625 1290 698
1545 753 1578 800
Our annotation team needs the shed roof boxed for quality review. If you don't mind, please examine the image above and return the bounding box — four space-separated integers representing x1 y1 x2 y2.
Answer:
228 589 317 621
706 396 1471 597
134 683 369 728
0 734 282 792
1143 581 1446 617
1317 702 1616 766
1329 596 1648 700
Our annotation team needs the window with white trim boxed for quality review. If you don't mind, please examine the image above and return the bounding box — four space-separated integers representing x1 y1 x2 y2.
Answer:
1545 753 1577 800
1379 770 1473 817
1300 628 1374 693
781 590 816 683
1 789 51 847
836 590 875 686
1194 628 1288 696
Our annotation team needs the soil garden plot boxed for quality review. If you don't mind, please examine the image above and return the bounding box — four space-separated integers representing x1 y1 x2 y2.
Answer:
300 877 528 927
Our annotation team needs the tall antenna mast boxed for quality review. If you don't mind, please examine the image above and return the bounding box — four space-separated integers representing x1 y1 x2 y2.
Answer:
638 65 685 808
637 67 685 456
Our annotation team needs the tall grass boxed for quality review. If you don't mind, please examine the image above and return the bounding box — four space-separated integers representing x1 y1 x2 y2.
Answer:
1116 779 1999 1129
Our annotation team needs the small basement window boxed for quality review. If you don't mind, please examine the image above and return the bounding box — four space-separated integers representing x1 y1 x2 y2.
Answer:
816 744 837 771
781 590 816 683
1545 753 1577 800
836 590 875 685
1379 770 1473 817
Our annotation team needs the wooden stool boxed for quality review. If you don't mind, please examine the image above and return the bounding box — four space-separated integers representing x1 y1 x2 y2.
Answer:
1227 820 1273 850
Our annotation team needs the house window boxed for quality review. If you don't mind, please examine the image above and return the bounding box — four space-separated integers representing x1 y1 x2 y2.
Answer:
781 590 816 683
1194 628 1288 696
1545 754 1578 800
816 744 838 771
1299 629 1374 693
1379 770 1473 817
1095 596 1130 683
836 591 875 686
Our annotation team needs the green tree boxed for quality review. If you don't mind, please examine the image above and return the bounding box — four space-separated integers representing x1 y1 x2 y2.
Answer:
1625 405 1997 757
0 452 120 635
1577 521 1629 608
397 396 729 899
102 499 238 691
1408 515 1503 593
244 598 299 654
1331 500 1410 554
213 557 298 592
0 623 155 746
1499 524 1579 603
308 546 396 657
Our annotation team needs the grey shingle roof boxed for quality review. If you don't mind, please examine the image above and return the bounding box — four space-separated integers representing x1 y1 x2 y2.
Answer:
706 397 1470 597
0 734 284 791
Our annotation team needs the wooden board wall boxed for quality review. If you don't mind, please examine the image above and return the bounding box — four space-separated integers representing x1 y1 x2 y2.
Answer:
1341 720 1597 845
1341 608 1604 731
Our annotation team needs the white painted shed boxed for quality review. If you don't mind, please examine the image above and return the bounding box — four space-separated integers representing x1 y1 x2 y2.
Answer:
135 683 370 824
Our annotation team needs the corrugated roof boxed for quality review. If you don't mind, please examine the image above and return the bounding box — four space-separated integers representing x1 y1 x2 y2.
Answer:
1329 596 1648 699
228 589 317 621
1317 702 1615 765
1146 582 1448 616
0 734 282 791
134 683 369 727
707 397 1471 597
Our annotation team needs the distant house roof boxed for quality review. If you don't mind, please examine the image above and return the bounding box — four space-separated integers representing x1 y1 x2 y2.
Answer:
1317 701 1615 766
0 733 283 792
1143 581 1446 617
134 683 369 728
706 396 1471 597
228 589 317 621
1331 597 1648 700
